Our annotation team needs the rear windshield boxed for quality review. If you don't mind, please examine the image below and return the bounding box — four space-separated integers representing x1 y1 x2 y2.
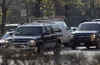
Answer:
78 23 100 31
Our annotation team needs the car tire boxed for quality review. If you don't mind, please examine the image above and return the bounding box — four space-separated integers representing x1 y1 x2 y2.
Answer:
72 46 76 50
86 45 90 49
86 43 90 49
70 41 76 50
54 39 62 54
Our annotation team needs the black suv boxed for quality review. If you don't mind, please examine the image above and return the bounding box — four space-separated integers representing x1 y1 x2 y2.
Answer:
70 22 100 49
5 22 62 52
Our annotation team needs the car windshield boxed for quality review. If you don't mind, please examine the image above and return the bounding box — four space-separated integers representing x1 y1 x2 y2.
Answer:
15 27 42 36
78 23 100 31
2 33 10 39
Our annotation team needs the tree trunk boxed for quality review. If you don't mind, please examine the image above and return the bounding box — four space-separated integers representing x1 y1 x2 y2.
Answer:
34 0 41 17
1 0 7 35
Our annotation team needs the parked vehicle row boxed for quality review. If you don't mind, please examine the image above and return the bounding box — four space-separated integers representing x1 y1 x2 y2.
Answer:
0 20 72 53
1 19 100 51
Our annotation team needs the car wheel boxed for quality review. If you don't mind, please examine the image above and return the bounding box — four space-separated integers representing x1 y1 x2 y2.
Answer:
54 39 62 54
72 46 76 50
86 43 90 49
70 41 76 50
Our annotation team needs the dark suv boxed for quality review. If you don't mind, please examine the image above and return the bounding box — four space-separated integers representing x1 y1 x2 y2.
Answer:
70 22 100 49
5 22 62 52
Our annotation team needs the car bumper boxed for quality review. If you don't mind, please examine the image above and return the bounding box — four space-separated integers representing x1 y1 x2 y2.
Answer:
72 37 97 45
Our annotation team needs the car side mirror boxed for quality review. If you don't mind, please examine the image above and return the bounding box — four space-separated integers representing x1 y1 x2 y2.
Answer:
9 33 13 36
73 29 77 31
41 32 50 38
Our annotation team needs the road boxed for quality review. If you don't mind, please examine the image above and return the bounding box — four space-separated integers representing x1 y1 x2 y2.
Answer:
0 46 100 65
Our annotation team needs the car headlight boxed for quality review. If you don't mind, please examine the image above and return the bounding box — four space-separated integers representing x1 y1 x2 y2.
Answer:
0 39 9 44
91 34 96 41
28 40 36 46
5 40 9 43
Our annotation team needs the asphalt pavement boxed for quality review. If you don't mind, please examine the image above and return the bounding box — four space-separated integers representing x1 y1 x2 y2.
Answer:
0 47 100 65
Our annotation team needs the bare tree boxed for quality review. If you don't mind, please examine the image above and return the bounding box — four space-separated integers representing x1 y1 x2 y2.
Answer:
1 0 14 35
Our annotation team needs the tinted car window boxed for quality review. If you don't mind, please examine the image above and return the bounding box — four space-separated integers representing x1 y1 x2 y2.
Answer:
45 26 53 33
78 23 100 31
15 27 42 36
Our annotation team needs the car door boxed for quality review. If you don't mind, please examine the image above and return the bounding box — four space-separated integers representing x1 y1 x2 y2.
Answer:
42 26 57 48
56 23 72 43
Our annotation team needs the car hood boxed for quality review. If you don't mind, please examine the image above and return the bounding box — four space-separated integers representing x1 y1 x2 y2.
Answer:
12 36 41 40
0 37 13 43
2 36 41 41
72 30 98 34
3 36 13 40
